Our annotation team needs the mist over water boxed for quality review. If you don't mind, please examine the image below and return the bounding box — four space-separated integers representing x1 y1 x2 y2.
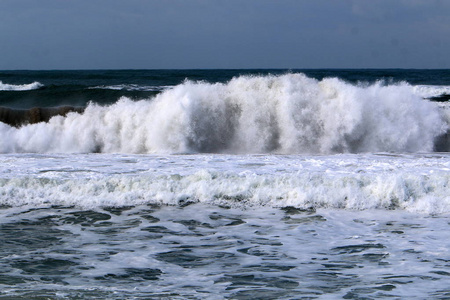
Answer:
0 73 448 154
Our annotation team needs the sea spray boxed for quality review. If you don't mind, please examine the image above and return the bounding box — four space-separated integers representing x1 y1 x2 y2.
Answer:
0 74 447 154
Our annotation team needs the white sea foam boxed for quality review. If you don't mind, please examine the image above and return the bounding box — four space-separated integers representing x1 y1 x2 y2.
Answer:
0 74 447 154
1 171 448 213
0 153 449 214
0 81 43 91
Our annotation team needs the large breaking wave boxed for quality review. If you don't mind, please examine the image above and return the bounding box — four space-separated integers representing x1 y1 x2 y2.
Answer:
0 73 448 154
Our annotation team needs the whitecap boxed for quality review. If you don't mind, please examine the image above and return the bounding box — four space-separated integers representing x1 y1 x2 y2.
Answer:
0 80 44 91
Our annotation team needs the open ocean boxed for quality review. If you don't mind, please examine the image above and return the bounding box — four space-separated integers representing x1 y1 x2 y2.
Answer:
1 69 450 299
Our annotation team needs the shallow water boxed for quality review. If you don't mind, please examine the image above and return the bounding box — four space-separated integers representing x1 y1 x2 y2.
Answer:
1 204 449 299
0 152 449 298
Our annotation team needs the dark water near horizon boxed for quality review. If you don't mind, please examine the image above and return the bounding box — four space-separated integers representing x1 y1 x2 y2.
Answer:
1 69 450 299
1 69 449 109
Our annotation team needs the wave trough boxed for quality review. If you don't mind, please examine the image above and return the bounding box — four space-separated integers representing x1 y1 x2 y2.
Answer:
0 74 448 154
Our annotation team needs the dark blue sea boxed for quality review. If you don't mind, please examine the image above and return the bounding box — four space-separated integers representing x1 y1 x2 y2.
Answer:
1 69 450 109
0 69 450 299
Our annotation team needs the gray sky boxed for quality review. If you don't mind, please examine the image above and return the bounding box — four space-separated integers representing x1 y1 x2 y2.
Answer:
0 0 449 69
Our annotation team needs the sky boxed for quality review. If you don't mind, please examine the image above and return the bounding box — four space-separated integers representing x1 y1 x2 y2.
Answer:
0 0 449 70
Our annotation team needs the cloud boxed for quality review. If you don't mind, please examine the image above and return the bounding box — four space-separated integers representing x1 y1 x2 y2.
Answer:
0 0 448 69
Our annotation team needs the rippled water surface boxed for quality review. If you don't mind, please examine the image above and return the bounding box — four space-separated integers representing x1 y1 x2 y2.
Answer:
1 204 449 299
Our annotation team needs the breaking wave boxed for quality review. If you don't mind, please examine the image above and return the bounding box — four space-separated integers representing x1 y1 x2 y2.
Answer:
0 81 43 91
0 73 448 154
1 169 449 214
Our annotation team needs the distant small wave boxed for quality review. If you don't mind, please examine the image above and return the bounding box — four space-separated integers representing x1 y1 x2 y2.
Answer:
413 85 450 100
0 81 44 91
89 84 172 92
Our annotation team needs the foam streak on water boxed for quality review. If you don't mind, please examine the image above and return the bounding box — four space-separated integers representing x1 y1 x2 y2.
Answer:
0 204 449 299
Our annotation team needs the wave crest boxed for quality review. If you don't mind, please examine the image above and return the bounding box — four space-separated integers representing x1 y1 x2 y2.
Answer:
0 81 43 91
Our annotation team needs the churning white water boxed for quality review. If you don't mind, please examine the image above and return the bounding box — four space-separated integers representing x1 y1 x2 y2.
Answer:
1 151 449 299
0 152 449 214
0 74 447 154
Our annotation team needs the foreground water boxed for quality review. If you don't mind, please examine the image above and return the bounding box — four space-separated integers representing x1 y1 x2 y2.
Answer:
1 204 450 299
0 153 449 299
